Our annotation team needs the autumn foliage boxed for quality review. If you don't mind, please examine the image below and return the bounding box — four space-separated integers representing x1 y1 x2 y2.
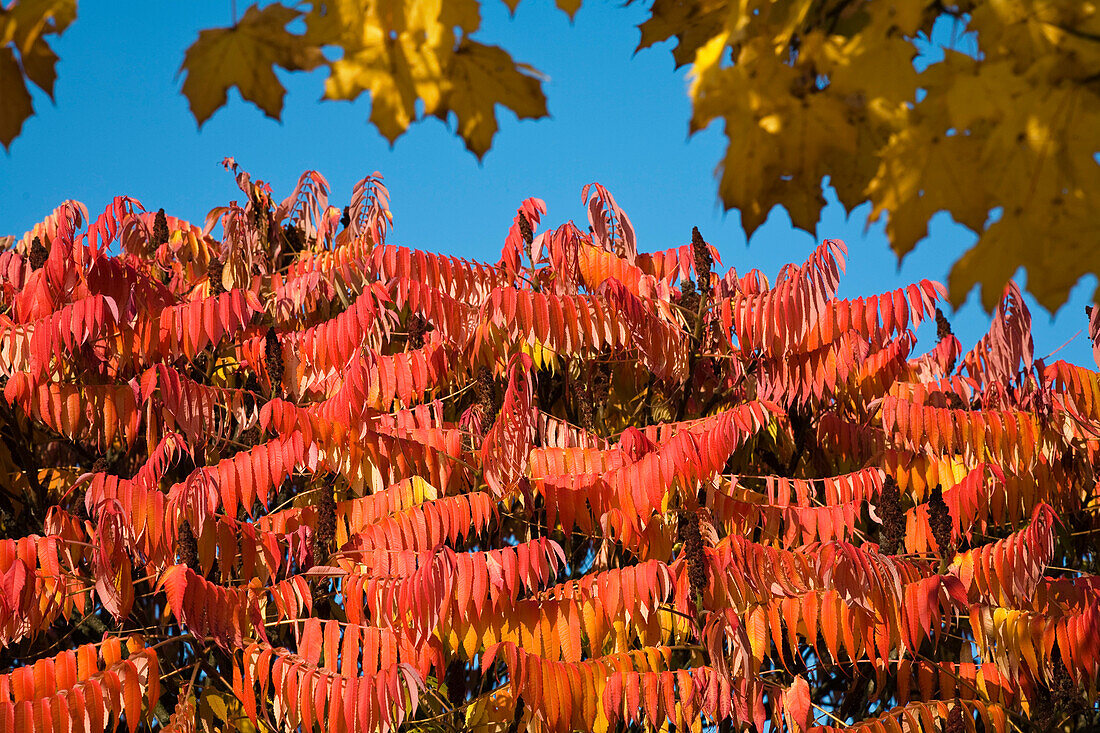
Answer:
1 163 1099 732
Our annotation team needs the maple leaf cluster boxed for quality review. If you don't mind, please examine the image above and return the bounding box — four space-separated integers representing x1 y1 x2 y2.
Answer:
180 1 548 160
668 0 1100 313
0 164 1098 732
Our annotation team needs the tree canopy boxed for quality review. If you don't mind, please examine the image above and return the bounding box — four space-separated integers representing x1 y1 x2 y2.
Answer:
0 163 1098 731
3 1 1099 313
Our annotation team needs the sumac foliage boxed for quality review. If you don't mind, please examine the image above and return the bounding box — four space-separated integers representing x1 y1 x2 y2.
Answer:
0 164 1097 732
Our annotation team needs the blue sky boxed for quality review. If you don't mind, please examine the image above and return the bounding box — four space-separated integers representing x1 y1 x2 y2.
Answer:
1 1 1093 366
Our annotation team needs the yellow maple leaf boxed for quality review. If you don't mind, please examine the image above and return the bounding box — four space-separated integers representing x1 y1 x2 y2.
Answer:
17 32 58 98
0 0 75 148
310 0 474 144
825 33 920 110
437 39 548 159
0 47 32 149
949 175 1100 312
901 46 1100 310
305 0 476 47
693 36 857 235
312 2 544 152
555 0 583 19
868 126 992 258
820 105 891 213
180 3 324 125
326 39 448 143
1 0 76 50
502 0 582 19
674 0 1100 313
636 0 727 68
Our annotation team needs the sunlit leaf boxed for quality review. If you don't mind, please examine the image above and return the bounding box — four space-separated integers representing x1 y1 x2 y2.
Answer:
180 3 324 125
436 39 548 159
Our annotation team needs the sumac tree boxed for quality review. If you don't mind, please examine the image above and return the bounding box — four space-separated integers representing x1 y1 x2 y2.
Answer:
0 163 1098 731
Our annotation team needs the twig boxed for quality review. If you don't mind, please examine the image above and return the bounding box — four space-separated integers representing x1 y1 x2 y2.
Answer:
1040 327 1083 362
812 701 849 727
